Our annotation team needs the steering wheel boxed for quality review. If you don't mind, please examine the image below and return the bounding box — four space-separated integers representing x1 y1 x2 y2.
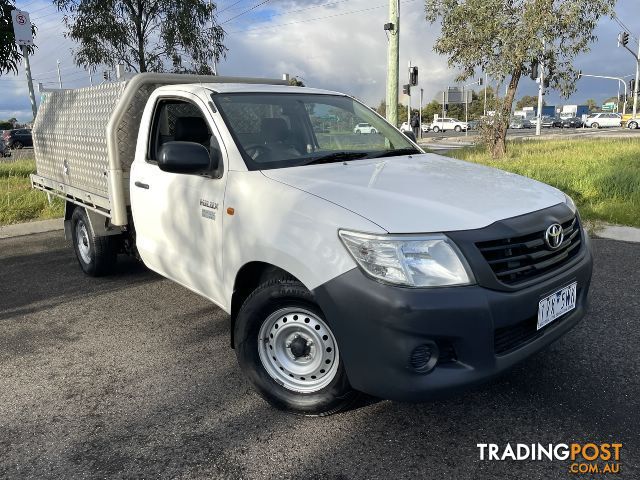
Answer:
244 144 272 161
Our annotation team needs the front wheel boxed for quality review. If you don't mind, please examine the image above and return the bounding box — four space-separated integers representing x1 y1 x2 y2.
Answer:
234 277 357 416
629 121 638 130
591 122 599 129
12 141 23 149
454 125 462 132
432 126 440 133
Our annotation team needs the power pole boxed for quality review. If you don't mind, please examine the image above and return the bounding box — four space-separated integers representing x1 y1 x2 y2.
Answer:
536 44 545 136
419 87 423 139
385 0 399 127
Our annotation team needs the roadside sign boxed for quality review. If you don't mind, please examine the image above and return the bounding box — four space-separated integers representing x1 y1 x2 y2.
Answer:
602 102 616 111
11 10 33 46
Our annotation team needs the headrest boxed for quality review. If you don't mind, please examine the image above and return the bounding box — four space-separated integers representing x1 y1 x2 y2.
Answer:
261 118 288 142
175 117 210 144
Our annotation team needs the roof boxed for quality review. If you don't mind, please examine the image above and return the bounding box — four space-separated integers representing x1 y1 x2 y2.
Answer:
156 82 346 96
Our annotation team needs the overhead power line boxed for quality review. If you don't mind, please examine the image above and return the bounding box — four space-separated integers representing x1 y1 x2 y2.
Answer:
221 0 273 25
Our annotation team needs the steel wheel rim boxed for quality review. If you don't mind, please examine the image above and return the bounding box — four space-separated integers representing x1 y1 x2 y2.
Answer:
258 307 339 393
76 220 92 264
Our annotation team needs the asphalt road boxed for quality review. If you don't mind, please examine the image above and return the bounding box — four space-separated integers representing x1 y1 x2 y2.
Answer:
1 232 638 479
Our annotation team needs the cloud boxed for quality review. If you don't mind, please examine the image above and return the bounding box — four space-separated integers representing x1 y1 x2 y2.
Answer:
1 0 639 122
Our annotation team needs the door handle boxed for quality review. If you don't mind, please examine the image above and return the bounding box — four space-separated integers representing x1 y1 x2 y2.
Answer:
134 181 149 190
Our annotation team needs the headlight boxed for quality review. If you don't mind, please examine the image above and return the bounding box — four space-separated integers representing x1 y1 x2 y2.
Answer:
338 230 474 287
564 194 577 213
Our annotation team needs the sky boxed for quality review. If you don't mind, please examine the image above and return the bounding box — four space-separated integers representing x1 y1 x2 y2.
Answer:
1 0 639 122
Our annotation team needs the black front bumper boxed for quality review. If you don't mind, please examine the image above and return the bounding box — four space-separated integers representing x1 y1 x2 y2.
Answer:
312 218 593 402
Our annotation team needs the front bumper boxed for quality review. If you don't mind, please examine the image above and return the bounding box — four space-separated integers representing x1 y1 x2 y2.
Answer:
312 233 593 402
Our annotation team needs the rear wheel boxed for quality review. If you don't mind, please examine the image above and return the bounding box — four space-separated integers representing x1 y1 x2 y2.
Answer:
12 141 23 149
629 121 638 130
234 276 357 416
71 208 117 276
454 125 462 132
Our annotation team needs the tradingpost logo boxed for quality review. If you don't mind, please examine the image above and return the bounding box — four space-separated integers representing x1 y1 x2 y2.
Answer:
477 443 623 475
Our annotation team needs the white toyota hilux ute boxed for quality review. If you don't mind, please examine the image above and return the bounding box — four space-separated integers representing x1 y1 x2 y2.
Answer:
31 74 593 415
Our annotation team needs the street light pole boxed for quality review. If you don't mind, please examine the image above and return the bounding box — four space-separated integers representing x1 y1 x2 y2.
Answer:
579 73 629 114
536 43 545 137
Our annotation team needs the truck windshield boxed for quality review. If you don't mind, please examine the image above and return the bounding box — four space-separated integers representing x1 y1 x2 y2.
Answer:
212 93 421 171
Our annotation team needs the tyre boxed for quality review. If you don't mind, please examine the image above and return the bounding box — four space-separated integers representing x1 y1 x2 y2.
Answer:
355 130 361 134
234 276 358 416
12 141 23 149
591 122 599 129
432 126 440 133
71 208 117 276
629 121 638 130
371 128 377 134
454 125 462 132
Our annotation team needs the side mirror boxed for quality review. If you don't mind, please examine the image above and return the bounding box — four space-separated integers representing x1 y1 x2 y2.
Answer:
158 141 218 175
403 130 417 142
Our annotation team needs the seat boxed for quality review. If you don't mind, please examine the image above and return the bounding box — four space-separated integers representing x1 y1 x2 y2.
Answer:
259 118 301 159
174 117 211 148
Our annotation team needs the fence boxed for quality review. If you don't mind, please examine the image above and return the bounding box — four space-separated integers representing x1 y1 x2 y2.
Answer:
1 148 35 162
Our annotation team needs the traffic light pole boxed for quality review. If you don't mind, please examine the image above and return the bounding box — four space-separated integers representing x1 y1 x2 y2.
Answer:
407 61 412 125
633 40 640 118
536 53 545 136
385 0 399 127
578 74 628 114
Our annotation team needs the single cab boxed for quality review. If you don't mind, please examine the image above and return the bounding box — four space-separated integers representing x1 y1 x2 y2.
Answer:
32 74 593 415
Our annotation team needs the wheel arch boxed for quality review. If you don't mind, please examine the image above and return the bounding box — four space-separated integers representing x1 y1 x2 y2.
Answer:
229 261 304 348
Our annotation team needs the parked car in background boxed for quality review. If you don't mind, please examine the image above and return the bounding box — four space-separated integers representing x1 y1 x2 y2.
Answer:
354 123 378 134
2 129 33 149
530 116 554 129
584 113 621 129
400 122 411 132
0 138 10 157
624 116 639 129
509 118 532 129
561 117 584 128
421 123 431 133
552 117 564 128
466 120 480 130
430 117 468 133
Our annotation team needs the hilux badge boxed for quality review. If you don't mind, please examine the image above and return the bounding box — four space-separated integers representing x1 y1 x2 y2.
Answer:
544 223 564 250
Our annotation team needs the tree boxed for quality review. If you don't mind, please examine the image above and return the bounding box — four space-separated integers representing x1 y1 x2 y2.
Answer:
425 0 615 158
585 98 598 111
288 76 305 87
516 95 546 110
54 0 226 73
0 0 36 76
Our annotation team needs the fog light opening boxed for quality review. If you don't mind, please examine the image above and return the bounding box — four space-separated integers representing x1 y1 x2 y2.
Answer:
409 341 440 374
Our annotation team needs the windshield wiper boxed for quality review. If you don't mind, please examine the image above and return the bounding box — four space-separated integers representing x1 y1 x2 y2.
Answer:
370 148 420 159
303 152 370 166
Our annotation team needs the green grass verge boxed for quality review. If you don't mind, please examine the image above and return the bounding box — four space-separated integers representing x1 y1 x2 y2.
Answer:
0 160 64 226
447 138 640 228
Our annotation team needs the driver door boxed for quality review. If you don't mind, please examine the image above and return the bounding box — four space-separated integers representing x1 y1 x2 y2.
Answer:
131 94 228 306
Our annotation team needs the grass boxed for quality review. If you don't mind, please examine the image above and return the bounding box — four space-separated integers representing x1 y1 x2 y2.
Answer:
0 159 64 226
447 138 640 228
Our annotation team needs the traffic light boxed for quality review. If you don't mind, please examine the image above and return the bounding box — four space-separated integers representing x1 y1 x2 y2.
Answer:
103 71 108 81
620 31 630 47
630 79 636 93
409 67 418 86
530 59 539 80
403 84 411 95
543 78 550 88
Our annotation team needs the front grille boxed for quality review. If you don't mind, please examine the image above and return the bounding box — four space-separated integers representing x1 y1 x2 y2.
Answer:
476 217 581 286
494 310 571 355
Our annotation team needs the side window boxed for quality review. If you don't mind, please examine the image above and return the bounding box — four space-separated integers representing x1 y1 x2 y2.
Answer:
149 99 220 164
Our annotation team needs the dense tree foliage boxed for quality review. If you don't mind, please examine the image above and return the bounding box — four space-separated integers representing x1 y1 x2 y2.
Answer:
425 0 616 157
54 0 226 73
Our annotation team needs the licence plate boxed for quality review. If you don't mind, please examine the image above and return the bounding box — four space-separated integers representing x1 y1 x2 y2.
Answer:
537 282 577 330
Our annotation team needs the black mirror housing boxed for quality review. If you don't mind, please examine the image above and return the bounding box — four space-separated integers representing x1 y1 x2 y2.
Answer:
158 141 218 176
403 130 417 143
